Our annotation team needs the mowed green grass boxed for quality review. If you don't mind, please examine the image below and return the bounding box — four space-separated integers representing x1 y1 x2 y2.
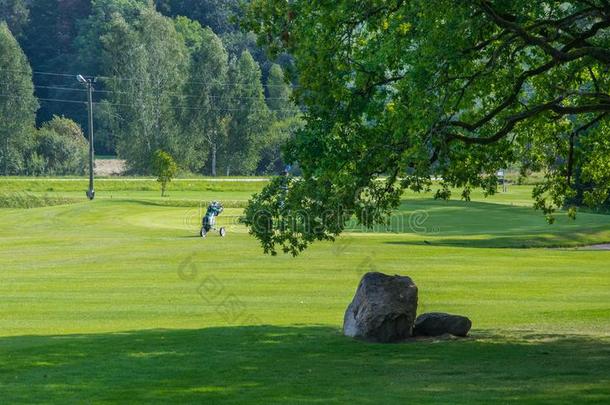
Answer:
0 178 609 403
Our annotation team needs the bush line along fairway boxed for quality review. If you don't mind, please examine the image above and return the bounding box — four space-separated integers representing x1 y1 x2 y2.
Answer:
0 179 609 403
0 178 269 208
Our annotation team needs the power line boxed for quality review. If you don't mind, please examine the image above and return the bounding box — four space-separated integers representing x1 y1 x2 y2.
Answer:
81 85 290 100
0 64 300 112
96 73 298 88
0 83 87 95
0 67 298 88
33 84 88 93
33 70 75 79
0 92 86 105
0 69 296 102
90 97 282 113
0 84 295 107
0 93 294 113
3 83 291 101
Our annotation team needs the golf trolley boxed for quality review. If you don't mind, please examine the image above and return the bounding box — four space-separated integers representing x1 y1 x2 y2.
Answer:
200 201 226 238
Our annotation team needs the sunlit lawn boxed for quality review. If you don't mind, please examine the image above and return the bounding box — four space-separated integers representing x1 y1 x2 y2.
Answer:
0 178 608 403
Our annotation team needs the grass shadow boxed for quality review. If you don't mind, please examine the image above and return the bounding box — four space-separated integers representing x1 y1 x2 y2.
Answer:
0 326 608 403
383 230 610 249
105 198 206 208
366 199 610 248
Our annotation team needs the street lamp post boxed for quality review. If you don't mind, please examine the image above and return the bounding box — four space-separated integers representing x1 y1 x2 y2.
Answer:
77 74 95 200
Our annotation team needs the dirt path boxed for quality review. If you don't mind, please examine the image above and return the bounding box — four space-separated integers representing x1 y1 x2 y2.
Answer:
580 244 610 250
27 177 270 182
17 159 270 182
94 159 126 176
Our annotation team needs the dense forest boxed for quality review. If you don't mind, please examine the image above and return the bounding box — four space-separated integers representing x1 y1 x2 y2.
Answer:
0 0 301 175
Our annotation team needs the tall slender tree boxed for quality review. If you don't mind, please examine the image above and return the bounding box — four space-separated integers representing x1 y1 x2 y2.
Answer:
266 63 298 120
223 50 270 175
178 22 230 176
98 4 188 172
257 63 302 174
0 22 37 174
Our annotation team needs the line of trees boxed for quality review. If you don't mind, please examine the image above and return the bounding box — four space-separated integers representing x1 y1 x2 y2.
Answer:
0 0 302 176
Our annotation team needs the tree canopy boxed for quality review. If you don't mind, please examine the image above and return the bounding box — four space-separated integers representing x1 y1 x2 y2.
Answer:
154 0 240 34
258 63 303 173
152 149 178 196
242 0 610 255
266 63 299 121
180 24 231 176
36 115 88 175
223 50 271 176
21 0 91 125
0 0 28 37
0 21 37 175
93 2 189 172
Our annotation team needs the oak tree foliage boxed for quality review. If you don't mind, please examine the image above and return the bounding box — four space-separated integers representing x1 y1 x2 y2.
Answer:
242 0 610 254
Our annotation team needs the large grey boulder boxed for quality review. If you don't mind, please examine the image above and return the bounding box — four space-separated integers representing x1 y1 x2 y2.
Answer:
343 272 418 343
413 312 472 337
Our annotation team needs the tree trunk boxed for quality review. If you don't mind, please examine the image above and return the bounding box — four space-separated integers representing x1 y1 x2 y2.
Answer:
211 143 217 177
3 138 7 175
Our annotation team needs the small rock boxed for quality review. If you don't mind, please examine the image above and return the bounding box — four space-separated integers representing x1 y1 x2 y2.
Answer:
343 272 418 343
413 312 472 337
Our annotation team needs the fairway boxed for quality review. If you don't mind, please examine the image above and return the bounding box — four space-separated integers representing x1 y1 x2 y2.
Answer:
1 180 609 403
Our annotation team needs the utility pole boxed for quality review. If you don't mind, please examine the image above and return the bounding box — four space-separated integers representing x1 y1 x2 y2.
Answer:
78 74 95 200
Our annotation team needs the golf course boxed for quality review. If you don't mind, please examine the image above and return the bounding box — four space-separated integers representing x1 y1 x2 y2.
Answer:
1 178 609 403
2 0 609 402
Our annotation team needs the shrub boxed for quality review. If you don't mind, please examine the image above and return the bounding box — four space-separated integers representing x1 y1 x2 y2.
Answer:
0 191 75 208
36 116 88 175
